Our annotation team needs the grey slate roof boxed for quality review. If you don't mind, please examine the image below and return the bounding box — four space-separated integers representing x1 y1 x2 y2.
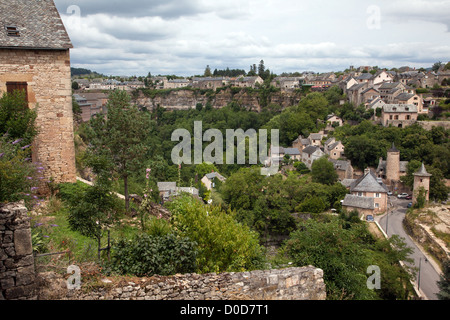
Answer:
302 145 321 155
342 194 374 210
0 0 72 50
414 163 432 177
350 171 388 193
284 148 301 156
382 104 418 113
395 93 415 101
330 159 351 171
157 182 177 192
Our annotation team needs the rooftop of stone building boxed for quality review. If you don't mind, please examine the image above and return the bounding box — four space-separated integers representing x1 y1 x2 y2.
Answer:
0 0 72 50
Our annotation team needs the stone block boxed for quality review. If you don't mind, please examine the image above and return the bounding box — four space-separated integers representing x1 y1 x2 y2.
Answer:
14 229 32 256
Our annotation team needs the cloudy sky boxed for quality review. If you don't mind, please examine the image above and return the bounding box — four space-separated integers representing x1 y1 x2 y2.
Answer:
54 0 450 77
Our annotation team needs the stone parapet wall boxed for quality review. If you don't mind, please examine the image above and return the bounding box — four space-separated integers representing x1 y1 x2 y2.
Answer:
39 266 326 301
0 201 37 300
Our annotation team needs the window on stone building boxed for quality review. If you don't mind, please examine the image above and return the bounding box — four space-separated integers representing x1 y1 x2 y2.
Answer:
6 82 28 102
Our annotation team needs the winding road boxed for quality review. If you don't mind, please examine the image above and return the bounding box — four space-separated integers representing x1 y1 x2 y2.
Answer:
376 196 442 300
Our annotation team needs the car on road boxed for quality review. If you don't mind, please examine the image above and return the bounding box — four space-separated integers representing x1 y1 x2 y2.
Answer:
387 191 393 196
366 215 374 222
398 193 409 199
407 202 413 208
405 195 412 200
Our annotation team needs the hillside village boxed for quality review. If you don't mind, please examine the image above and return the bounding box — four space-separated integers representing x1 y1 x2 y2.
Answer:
1 0 449 303
72 62 450 220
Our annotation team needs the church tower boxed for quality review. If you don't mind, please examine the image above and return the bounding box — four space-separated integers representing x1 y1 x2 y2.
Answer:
413 163 432 204
386 143 400 185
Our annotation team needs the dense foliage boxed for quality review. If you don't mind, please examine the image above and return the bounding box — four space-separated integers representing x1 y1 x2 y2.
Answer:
284 215 415 300
0 91 39 205
221 167 348 240
107 233 198 277
166 194 265 273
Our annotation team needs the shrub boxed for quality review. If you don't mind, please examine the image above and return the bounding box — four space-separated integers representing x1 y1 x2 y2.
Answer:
107 233 197 277
0 135 39 205
166 194 265 273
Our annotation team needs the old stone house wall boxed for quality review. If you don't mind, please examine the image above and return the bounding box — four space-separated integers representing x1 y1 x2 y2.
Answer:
0 48 76 186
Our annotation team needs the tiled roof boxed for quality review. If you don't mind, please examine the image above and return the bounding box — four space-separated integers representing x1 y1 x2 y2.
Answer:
0 0 72 50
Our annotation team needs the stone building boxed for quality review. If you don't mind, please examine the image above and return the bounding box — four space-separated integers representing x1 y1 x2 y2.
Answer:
381 104 418 128
413 163 432 204
0 0 76 187
377 143 408 190
343 169 389 216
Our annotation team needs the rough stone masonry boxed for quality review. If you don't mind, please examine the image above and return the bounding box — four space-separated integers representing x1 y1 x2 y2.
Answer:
0 201 37 300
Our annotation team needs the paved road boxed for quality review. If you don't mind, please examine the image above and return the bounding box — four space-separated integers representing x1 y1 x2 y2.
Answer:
377 196 442 300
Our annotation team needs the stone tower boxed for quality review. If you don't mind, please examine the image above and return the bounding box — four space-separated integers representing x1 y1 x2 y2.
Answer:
0 0 76 189
386 143 400 185
413 163 432 204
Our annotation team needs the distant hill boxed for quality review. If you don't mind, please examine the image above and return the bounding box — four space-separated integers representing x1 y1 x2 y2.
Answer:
71 67 104 77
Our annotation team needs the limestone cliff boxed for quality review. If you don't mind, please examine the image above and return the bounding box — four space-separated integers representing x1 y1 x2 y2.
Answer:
133 88 303 112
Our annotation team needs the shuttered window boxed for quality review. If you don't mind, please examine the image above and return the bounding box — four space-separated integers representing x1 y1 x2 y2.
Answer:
6 82 28 102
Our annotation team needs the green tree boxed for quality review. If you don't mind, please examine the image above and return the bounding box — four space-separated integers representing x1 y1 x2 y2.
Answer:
204 65 212 77
87 90 152 211
437 260 450 300
285 217 414 300
311 156 338 185
166 194 265 273
63 180 122 259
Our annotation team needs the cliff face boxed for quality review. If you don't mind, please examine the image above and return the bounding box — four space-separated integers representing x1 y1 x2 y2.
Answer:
133 88 302 112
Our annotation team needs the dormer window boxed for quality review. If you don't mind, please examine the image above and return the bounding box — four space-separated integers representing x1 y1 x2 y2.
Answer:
5 25 20 37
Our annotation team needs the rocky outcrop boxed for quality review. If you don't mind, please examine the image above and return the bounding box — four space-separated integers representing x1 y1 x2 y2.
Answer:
134 88 302 112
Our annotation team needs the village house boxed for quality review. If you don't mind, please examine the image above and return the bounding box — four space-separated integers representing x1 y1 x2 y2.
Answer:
232 76 264 88
192 77 229 90
342 169 389 216
381 104 418 128
393 92 425 114
307 133 324 147
157 182 199 203
326 114 343 128
0 0 76 186
201 172 227 191
329 159 354 181
270 77 303 90
292 135 312 151
163 78 191 89
366 96 386 111
324 140 345 160
347 82 369 106
301 146 325 169
371 70 394 85
360 87 381 106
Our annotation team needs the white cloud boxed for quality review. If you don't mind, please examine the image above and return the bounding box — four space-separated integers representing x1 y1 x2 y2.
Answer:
56 0 450 76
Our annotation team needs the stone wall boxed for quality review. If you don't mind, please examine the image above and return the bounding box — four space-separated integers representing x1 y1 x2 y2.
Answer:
0 48 76 187
38 266 326 300
0 201 37 300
